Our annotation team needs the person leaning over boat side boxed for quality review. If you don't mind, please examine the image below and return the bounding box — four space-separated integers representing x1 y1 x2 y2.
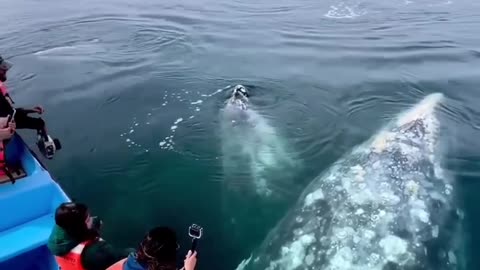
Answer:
0 55 61 159
107 227 197 270
0 56 48 139
48 202 131 270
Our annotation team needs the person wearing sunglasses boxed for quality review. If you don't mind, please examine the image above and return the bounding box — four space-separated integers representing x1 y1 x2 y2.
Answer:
48 202 130 270
107 227 197 270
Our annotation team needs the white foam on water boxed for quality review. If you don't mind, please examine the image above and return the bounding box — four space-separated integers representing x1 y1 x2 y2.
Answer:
201 85 231 97
174 118 183 125
235 256 252 270
191 100 203 105
325 2 366 19
123 85 232 154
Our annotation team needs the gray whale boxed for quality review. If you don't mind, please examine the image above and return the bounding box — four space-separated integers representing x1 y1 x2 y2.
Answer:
237 93 461 270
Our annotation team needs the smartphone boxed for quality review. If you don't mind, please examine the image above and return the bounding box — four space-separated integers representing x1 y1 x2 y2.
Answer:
8 109 16 123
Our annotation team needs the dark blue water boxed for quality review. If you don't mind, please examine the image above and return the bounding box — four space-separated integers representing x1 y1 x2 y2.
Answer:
2 0 480 269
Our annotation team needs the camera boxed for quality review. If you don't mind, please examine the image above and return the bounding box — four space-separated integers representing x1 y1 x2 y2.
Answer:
189 224 203 239
188 224 203 252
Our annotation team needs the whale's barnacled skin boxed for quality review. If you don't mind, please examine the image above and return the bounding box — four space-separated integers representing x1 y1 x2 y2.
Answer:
237 93 461 270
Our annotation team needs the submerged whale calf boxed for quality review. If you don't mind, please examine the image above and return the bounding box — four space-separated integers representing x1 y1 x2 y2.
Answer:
221 85 297 196
237 93 461 270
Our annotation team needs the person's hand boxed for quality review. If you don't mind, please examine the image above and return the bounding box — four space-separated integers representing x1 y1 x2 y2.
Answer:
8 121 15 131
184 250 197 270
33 105 44 114
0 125 15 140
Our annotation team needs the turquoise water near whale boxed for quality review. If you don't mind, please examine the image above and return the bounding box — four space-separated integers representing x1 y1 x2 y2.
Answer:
1 0 480 269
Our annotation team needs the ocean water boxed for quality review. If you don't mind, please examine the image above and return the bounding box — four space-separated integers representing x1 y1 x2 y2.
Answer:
1 0 480 269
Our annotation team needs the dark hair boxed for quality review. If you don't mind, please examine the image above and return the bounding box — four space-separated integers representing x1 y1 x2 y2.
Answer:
55 202 98 242
136 227 178 270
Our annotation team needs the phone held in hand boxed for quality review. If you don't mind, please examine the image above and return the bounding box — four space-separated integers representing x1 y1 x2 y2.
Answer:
8 109 16 123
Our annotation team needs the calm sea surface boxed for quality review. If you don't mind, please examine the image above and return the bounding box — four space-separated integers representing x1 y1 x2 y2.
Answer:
2 0 480 269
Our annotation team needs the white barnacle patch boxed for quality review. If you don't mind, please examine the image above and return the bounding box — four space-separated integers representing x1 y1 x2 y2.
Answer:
409 199 430 224
327 174 337 182
351 165 366 182
334 227 354 241
363 229 376 240
448 251 457 264
329 246 354 269
353 236 360 244
432 225 439 238
367 253 381 267
305 253 315 266
445 184 453 195
304 189 324 207
411 207 430 223
383 193 401 205
405 180 420 196
275 234 316 270
371 131 395 153
379 235 409 263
